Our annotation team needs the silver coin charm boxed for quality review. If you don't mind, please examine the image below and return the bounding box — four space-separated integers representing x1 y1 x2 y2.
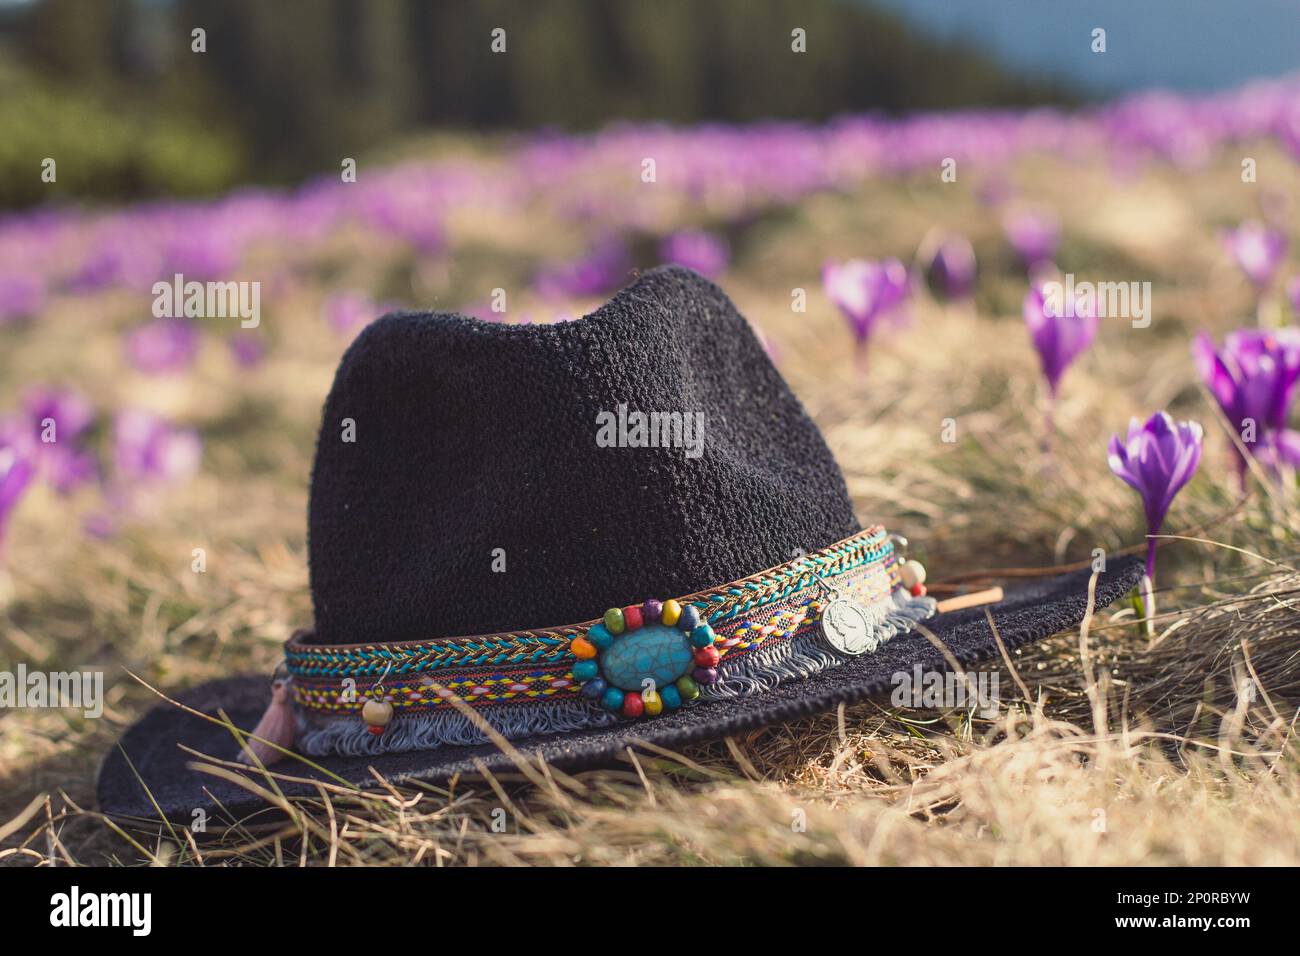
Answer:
820 598 878 655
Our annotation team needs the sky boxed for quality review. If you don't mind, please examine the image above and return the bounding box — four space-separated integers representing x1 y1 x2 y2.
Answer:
871 0 1300 94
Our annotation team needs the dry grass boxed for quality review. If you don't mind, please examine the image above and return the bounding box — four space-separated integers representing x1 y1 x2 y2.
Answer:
2 140 1300 866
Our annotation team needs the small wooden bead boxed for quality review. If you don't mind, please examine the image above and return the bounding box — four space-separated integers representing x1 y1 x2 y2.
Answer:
660 685 682 709
580 677 608 699
601 687 625 711
900 559 927 589
690 624 715 648
693 666 718 685
361 699 393 727
573 660 599 682
622 692 645 718
622 605 644 631
678 604 701 632
675 674 700 701
642 689 663 716
570 636 598 659
586 623 614 650
910 583 927 598
642 599 663 624
604 607 625 635
660 599 682 627
694 645 720 667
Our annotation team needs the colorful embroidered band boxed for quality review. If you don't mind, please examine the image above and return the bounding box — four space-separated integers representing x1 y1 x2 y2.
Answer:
281 526 936 757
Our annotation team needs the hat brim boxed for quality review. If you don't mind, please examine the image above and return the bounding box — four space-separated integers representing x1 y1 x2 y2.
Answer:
98 557 1142 825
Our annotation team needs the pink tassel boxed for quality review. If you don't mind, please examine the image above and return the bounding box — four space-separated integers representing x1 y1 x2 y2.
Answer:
238 677 296 766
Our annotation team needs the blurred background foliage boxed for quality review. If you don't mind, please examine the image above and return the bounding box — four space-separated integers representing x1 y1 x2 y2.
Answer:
0 0 1075 207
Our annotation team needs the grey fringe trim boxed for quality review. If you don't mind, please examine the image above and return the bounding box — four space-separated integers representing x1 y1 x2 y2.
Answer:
700 589 936 702
296 589 935 757
296 696 619 757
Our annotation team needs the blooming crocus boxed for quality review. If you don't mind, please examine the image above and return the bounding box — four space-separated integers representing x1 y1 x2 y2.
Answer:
535 239 630 300
660 230 730 278
822 258 911 363
0 428 35 559
1193 328 1300 484
1108 412 1203 583
21 387 98 494
1221 221 1287 289
1278 104 1300 162
113 409 202 486
124 318 201 375
229 331 266 369
1287 276 1300 319
324 293 399 337
81 411 199 537
1002 210 1060 269
0 274 45 324
925 234 976 300
1023 282 1099 399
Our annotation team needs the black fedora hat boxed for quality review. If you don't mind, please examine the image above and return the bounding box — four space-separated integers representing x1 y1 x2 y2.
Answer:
98 266 1142 824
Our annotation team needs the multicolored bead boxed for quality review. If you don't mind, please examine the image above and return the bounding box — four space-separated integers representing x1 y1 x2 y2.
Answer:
586 622 614 649
569 597 718 720
675 674 700 701
601 686 625 711
900 559 927 590
604 607 626 635
694 645 720 668
660 599 682 626
362 699 393 735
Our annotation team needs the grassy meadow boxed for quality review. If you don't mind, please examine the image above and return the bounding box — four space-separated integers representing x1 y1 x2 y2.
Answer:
2 114 1299 866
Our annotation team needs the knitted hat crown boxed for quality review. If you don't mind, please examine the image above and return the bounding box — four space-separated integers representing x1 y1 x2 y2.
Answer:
307 266 860 646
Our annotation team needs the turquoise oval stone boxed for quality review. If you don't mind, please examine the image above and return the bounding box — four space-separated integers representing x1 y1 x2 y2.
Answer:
600 624 694 692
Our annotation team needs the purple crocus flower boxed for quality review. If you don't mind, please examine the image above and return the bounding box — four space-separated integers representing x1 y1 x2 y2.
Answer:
81 410 199 537
24 387 93 442
1023 282 1099 398
325 293 374 335
1108 412 1202 583
925 234 976 300
822 258 911 361
0 427 35 558
229 332 266 369
1278 104 1300 162
21 387 98 494
1193 328 1300 482
535 239 630 300
660 230 730 278
0 274 46 324
113 409 202 486
1221 221 1288 288
1286 276 1300 318
1003 210 1060 269
325 292 400 337
124 318 201 375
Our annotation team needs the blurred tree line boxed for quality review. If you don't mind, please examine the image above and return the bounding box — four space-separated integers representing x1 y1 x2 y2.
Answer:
0 0 1074 207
